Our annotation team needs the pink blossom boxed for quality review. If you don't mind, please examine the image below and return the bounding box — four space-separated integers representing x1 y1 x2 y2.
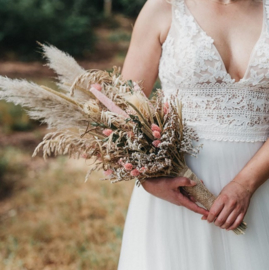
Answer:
163 102 169 114
130 168 140 177
91 83 102 91
152 140 161 148
151 124 162 133
124 163 133 171
153 131 161 139
102 129 113 136
104 169 113 176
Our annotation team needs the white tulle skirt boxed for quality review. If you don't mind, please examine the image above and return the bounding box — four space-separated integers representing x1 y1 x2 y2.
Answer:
117 139 269 270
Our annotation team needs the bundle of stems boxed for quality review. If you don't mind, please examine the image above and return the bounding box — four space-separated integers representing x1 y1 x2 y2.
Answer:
0 44 246 235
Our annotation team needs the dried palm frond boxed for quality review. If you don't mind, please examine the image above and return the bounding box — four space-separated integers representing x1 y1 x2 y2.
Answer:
40 43 90 102
0 77 88 130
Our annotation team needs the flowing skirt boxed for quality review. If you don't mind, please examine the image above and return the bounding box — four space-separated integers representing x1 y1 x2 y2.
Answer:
117 139 269 270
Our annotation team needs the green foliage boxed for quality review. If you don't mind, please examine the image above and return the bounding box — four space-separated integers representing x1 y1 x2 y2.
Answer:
0 0 104 60
113 0 146 17
0 100 35 133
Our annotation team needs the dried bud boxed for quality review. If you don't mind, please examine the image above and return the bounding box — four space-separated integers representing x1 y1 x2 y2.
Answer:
91 83 102 91
124 163 133 171
104 169 113 176
139 167 146 173
151 124 162 133
130 168 140 177
127 131 134 138
163 101 169 114
152 140 161 148
103 155 111 161
102 129 113 136
153 131 161 139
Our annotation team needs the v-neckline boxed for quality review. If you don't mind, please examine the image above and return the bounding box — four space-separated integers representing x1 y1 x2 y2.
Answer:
183 0 265 84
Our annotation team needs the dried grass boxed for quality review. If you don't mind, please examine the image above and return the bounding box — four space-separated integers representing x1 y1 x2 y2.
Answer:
0 149 133 270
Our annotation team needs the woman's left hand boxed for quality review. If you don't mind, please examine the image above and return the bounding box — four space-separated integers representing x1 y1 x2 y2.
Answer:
203 180 253 231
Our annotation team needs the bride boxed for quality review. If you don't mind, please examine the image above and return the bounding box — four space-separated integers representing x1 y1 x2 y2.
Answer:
118 0 269 269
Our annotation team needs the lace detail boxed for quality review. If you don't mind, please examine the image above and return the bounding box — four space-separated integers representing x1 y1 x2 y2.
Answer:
175 86 269 142
159 0 269 142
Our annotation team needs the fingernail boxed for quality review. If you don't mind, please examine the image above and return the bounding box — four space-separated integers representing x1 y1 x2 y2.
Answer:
190 180 196 185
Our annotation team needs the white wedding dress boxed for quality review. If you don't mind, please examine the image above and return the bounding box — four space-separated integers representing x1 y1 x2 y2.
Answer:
118 0 269 269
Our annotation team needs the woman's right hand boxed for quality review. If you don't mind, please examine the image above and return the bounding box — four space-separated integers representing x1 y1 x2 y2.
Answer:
142 176 210 217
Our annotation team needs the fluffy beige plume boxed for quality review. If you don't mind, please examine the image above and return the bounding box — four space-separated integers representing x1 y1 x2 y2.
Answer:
0 77 88 130
40 43 89 102
32 131 97 160
124 92 152 119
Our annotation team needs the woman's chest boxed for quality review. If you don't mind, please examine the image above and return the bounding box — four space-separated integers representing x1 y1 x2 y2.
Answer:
159 0 269 87
183 1 264 81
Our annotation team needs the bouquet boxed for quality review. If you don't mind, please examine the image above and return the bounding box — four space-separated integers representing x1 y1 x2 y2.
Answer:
0 44 247 235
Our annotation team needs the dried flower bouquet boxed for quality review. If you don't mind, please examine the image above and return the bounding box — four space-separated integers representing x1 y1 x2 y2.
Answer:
0 44 246 235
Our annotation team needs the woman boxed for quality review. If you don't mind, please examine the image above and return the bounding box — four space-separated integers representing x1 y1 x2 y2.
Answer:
118 0 269 269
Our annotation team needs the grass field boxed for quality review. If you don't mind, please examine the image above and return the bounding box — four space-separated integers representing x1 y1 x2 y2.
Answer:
0 144 134 269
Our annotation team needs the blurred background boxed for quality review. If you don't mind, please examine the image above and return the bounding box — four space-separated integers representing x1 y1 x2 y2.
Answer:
0 1 162 269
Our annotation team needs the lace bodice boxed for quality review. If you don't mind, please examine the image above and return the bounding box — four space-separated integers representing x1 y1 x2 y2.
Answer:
159 0 269 142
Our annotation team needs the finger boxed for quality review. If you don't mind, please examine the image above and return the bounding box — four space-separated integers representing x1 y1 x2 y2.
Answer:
180 188 196 203
200 179 204 185
177 192 209 216
207 199 224 223
226 212 245 231
201 215 207 220
174 177 197 188
220 208 241 230
190 196 197 202
214 205 235 228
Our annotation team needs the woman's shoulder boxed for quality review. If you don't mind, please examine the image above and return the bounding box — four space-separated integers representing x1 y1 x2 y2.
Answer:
135 0 172 45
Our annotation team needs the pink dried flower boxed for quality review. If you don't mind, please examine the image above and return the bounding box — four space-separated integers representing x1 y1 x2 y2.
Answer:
163 102 169 114
152 140 161 147
139 167 146 173
102 129 113 136
124 163 133 171
104 169 113 176
91 83 102 91
151 124 162 133
118 158 124 165
130 168 140 177
153 131 161 139
127 131 134 138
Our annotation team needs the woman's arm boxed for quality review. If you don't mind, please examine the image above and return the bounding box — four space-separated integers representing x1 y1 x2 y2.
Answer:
121 0 171 97
121 0 209 217
205 139 269 230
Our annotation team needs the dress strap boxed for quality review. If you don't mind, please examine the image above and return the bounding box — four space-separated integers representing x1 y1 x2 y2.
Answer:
264 0 269 34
